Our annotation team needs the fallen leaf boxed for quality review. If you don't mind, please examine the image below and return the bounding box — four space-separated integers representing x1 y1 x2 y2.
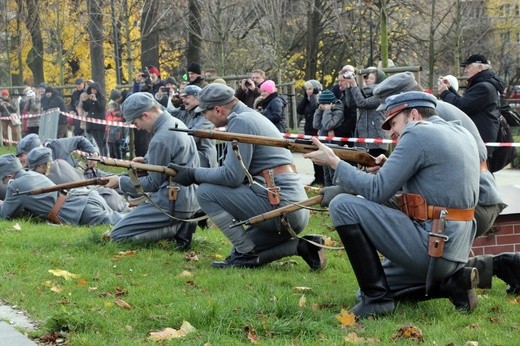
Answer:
48 269 79 280
185 252 199 261
323 236 337 247
104 301 113 307
213 254 224 260
179 270 193 277
391 325 424 342
344 332 381 343
112 250 137 260
298 294 306 308
76 278 88 287
115 299 131 310
466 342 478 346
12 223 22 231
509 297 520 303
50 285 63 293
336 309 356 327
244 325 258 344
88 287 98 292
293 286 312 291
147 321 196 341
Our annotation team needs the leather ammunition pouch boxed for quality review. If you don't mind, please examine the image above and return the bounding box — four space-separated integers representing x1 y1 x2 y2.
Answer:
257 164 297 206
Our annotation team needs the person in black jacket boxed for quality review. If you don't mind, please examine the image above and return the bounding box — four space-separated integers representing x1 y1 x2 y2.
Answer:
297 79 323 185
438 54 504 159
41 87 68 138
81 82 107 156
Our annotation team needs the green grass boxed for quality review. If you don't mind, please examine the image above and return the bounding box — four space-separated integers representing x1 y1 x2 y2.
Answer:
1 213 520 345
1 146 520 345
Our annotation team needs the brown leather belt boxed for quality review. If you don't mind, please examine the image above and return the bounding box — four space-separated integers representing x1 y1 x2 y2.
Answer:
480 160 488 172
255 164 297 176
256 165 297 206
427 205 474 221
48 193 67 224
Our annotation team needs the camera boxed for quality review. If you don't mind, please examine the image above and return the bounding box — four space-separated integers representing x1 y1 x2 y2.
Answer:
244 80 252 87
343 71 355 79
162 87 170 94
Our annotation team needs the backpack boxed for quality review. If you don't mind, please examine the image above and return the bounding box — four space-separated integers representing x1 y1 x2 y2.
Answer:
488 114 516 173
498 95 520 127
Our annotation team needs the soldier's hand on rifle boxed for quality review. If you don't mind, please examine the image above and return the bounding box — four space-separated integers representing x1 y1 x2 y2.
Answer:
87 152 99 169
104 175 120 189
168 163 197 186
364 154 387 174
319 186 351 207
303 137 341 170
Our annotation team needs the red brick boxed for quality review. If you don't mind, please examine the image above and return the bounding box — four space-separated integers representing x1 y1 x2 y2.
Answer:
472 235 496 247
495 234 520 246
494 225 515 235
483 244 515 255
470 247 484 256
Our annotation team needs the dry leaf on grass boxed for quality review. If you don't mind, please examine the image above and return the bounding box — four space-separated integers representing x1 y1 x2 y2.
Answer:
391 325 424 342
8 223 22 231
336 309 356 327
115 299 131 310
112 250 137 260
244 325 258 344
179 270 193 277
344 332 380 343
184 252 199 261
48 269 79 280
298 294 306 308
148 321 196 341
293 286 312 291
76 278 88 287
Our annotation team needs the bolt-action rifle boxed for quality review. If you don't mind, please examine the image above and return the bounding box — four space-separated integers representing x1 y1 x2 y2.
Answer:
230 195 323 228
13 177 110 196
87 157 177 177
169 127 377 167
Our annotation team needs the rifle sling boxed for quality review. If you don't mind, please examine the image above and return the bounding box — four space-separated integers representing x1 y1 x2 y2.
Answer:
49 193 67 224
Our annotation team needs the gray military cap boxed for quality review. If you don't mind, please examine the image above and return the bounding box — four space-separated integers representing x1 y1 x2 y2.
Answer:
27 147 53 170
0 154 22 179
16 133 42 156
373 72 418 111
381 91 437 130
196 83 235 112
121 92 157 123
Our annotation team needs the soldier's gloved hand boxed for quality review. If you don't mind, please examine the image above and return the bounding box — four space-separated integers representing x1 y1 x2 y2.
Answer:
319 186 350 207
168 163 197 186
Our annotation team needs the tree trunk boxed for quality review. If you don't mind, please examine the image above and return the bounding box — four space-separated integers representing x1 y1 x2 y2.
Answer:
186 0 202 65
19 0 45 84
140 0 159 70
304 0 321 81
88 0 106 94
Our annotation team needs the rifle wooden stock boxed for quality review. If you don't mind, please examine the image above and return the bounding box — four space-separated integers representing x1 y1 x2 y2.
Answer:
13 177 110 196
88 158 177 176
230 195 323 227
170 127 377 167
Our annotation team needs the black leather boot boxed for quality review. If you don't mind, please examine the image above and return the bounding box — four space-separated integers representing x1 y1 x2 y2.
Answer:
437 267 479 312
297 235 327 271
212 248 260 268
336 224 395 319
493 253 520 295
174 222 197 250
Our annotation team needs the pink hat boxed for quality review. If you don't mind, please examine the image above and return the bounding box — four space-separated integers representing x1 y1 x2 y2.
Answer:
148 67 160 76
260 80 276 94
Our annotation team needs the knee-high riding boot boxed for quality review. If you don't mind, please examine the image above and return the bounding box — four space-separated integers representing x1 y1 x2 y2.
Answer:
336 224 395 319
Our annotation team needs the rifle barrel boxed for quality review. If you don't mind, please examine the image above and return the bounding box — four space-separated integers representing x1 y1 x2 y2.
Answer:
170 128 376 167
89 157 177 177
13 177 110 196
230 195 323 227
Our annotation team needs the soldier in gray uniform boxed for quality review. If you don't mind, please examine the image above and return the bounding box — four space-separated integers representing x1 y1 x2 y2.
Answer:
103 93 200 245
169 83 326 270
16 133 102 178
27 147 130 213
174 85 218 168
373 72 518 295
305 92 480 319
0 154 122 225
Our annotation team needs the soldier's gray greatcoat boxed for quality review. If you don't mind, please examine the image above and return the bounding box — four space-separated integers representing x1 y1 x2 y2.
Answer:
0 170 122 225
108 112 200 241
329 117 480 292
194 101 309 251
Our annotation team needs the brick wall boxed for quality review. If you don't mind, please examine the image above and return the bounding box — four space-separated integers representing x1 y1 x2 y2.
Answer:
472 215 520 255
